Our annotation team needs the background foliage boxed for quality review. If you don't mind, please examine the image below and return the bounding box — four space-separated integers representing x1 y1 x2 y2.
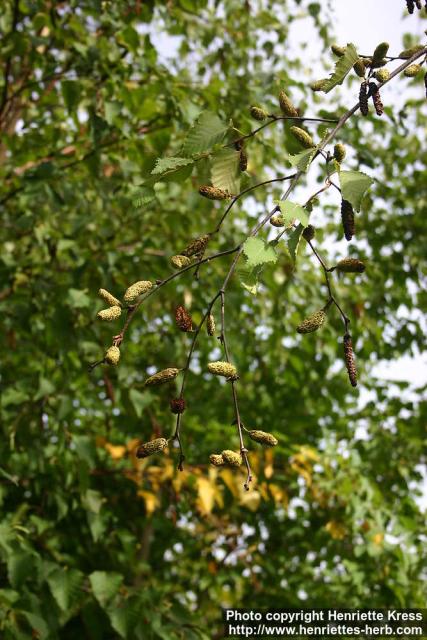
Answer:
0 1 426 638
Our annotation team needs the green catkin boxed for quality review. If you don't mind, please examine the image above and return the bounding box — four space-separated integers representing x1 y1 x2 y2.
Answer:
207 314 216 336
302 225 315 241
123 281 153 303
250 106 268 121
399 45 424 59
331 44 346 57
105 345 120 365
333 143 346 163
290 126 314 149
97 305 122 321
221 450 242 467
296 309 327 334
198 185 231 200
136 438 168 459
207 361 237 378
341 199 355 241
359 81 369 116
98 288 121 307
404 64 422 77
144 368 180 387
310 79 329 92
170 255 192 269
372 42 389 64
279 91 299 117
248 430 278 447
343 335 358 387
336 258 366 273
209 454 224 467
353 58 366 78
270 214 285 227
181 234 210 258
375 68 390 83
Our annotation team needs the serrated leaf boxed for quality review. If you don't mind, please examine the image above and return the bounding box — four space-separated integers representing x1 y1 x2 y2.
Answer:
339 169 373 211
287 224 304 263
182 111 228 156
278 201 308 227
288 148 316 172
243 237 277 269
238 264 264 295
211 149 240 194
47 568 84 611
89 571 123 608
322 43 359 93
151 157 193 175
131 187 156 208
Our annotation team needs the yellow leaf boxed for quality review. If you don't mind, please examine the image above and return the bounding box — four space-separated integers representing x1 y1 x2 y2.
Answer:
372 532 384 546
105 443 127 460
325 520 346 540
137 490 158 515
264 448 274 479
239 489 261 512
269 483 288 506
219 468 240 497
196 477 216 515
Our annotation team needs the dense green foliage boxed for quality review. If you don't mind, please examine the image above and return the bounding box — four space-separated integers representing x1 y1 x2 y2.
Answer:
0 1 426 638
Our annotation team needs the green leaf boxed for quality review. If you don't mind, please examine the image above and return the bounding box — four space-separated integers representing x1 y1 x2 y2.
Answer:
243 237 277 269
129 388 153 418
131 187 156 208
151 157 194 175
47 568 84 611
238 264 264 295
210 149 240 194
287 148 316 172
62 80 81 112
278 201 308 226
21 612 50 639
104 101 121 126
89 571 123 608
7 551 37 589
339 169 374 211
287 224 304 263
322 43 359 93
182 111 228 156
68 288 91 309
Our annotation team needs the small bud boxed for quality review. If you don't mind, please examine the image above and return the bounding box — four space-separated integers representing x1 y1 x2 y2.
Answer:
250 106 268 121
302 225 315 241
341 199 355 242
97 305 122 321
248 430 278 447
221 450 242 467
310 79 329 92
369 82 384 116
175 305 193 332
404 64 422 77
199 185 231 200
343 334 358 387
399 45 424 59
136 437 168 459
336 258 366 273
144 368 180 387
209 454 224 467
181 234 210 258
290 126 314 149
207 313 216 336
331 44 346 57
406 0 415 12
207 361 238 379
333 143 346 163
353 58 366 78
171 255 192 269
372 42 389 64
279 90 299 117
374 68 390 83
99 288 121 307
297 309 327 334
239 149 248 171
170 397 186 414
359 81 369 116
105 345 120 365
123 281 153 303
270 214 285 227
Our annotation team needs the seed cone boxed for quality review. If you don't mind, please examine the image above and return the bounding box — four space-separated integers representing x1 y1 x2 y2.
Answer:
144 368 180 387
336 258 366 273
105 345 120 365
97 305 122 321
368 83 384 116
310 79 329 91
207 314 216 336
404 64 422 77
221 450 242 467
171 254 192 269
406 0 415 12
375 68 390 83
290 126 314 149
175 305 193 332
207 361 237 379
170 397 186 414
124 281 153 303
343 334 358 387
399 45 424 58
372 42 389 64
248 430 278 447
302 225 315 241
341 199 355 241
296 309 327 334
353 58 366 78
270 214 285 227
99 288 121 307
136 438 168 459
331 44 346 57
239 149 248 171
209 454 224 467
250 106 268 121
199 185 231 200
279 91 299 117
359 81 369 116
181 234 210 258
333 143 346 163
